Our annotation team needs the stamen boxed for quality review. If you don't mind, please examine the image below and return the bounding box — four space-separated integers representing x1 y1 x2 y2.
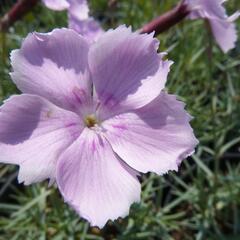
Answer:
84 114 97 128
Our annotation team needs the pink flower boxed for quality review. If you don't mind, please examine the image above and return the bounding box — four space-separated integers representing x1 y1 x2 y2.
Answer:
42 0 103 42
0 27 198 227
185 0 240 53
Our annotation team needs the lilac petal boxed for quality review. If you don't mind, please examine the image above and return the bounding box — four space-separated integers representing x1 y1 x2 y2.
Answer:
10 28 91 112
89 26 172 113
186 0 239 52
69 15 104 43
68 0 89 20
0 94 83 185
210 18 238 53
103 92 198 174
42 0 70 10
56 128 140 228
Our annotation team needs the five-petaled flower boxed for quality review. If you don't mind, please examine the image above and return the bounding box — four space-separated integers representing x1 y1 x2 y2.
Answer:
185 0 240 53
0 26 198 227
42 0 103 42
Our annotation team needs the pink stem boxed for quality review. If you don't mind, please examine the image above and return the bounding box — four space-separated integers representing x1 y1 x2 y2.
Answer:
0 0 190 37
0 0 39 32
140 1 190 36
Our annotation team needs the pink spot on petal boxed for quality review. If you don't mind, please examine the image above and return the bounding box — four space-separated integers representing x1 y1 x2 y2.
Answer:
72 87 87 104
65 122 77 128
112 124 127 131
91 140 96 152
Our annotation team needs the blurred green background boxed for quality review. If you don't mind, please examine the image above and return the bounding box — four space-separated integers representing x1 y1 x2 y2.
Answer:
0 0 240 239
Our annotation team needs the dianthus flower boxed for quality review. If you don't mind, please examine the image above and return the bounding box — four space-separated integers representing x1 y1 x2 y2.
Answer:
0 26 198 227
185 0 240 52
42 0 103 42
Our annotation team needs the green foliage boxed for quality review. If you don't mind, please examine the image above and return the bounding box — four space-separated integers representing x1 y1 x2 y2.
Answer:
0 0 240 239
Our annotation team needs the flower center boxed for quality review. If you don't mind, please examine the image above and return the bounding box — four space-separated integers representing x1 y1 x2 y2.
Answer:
84 114 98 128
